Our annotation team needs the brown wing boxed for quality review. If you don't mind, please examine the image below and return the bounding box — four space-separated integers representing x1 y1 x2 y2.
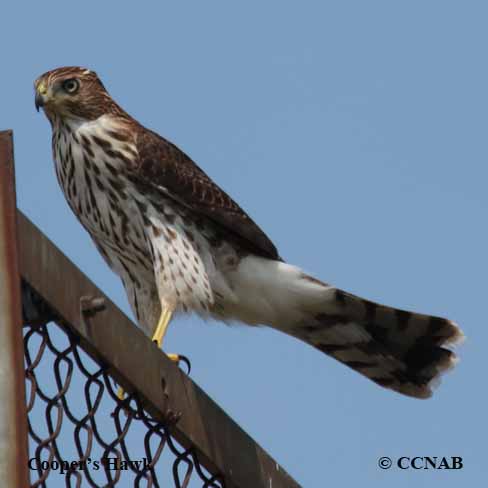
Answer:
131 127 280 260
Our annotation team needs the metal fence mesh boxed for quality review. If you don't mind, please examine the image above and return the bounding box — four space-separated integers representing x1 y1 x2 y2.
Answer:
23 283 225 488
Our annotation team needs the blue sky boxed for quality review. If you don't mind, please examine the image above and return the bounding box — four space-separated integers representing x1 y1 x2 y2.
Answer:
1 1 485 486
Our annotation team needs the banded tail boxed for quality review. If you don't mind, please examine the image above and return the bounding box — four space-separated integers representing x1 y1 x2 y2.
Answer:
308 288 463 398
224 257 464 398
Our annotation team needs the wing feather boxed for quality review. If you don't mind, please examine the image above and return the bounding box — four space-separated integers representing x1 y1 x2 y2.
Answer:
131 127 280 260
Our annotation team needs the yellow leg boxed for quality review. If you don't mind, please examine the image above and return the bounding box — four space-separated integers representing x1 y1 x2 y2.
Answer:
151 307 173 347
117 307 174 401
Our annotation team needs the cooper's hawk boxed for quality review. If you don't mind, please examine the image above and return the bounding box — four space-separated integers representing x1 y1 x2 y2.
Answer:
34 66 463 398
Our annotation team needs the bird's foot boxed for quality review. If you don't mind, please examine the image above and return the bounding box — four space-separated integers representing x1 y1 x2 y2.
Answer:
117 386 127 401
165 352 191 375
116 352 191 401
151 308 191 374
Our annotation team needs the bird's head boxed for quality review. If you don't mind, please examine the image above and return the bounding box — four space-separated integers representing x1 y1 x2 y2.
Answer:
34 66 121 123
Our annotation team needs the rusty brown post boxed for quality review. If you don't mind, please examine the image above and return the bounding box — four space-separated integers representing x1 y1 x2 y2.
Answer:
0 130 29 487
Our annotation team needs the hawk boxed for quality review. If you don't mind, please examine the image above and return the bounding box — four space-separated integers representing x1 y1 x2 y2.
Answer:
34 66 463 399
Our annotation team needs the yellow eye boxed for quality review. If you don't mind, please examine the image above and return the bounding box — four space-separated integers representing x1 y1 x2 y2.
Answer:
62 78 80 94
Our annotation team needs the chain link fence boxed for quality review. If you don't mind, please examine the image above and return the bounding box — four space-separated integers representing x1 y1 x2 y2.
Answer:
23 282 224 488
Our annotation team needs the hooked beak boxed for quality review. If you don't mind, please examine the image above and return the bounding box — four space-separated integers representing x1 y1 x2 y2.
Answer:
35 92 45 112
35 82 48 112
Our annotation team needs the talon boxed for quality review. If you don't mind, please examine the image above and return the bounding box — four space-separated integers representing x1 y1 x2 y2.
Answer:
167 353 191 374
178 354 191 375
